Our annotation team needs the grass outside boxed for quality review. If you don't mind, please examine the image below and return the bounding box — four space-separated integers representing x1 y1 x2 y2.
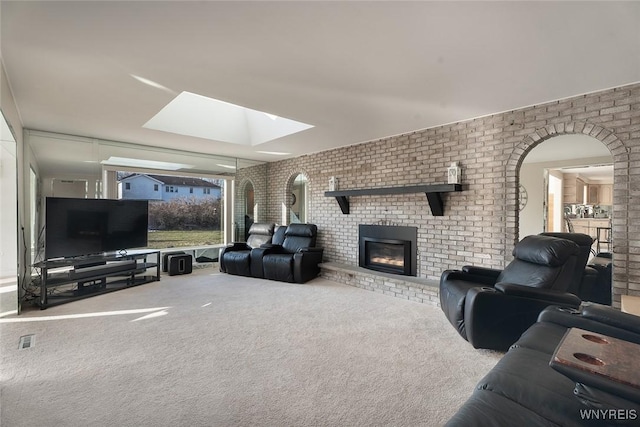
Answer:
147 229 223 249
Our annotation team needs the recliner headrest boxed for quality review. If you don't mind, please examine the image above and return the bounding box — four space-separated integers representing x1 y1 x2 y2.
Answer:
272 226 287 245
285 223 317 237
539 232 594 247
513 235 579 267
248 223 275 236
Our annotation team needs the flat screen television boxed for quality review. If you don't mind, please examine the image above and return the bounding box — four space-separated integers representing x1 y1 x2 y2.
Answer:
45 197 149 260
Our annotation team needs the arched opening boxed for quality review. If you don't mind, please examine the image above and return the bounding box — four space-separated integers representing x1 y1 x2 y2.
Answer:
283 172 309 224
508 122 629 307
243 181 255 239
518 134 612 241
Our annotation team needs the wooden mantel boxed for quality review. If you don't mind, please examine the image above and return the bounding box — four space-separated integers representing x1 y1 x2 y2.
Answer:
324 183 462 216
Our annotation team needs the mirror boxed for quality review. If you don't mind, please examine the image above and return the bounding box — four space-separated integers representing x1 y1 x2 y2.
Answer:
0 110 18 316
289 174 308 223
244 181 255 240
519 134 614 306
519 134 613 242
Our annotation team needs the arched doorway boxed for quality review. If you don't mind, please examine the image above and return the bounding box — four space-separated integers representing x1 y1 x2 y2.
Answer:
518 134 612 240
244 181 255 239
507 122 630 307
283 172 309 224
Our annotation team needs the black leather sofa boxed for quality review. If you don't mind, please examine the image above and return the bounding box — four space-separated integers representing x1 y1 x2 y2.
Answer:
440 235 584 351
220 223 323 284
251 223 324 283
447 303 640 426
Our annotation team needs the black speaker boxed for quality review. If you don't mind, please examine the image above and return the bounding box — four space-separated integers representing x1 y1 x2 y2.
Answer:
168 254 193 276
162 251 185 272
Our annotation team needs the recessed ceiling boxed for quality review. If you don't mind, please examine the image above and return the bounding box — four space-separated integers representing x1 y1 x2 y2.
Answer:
1 1 639 174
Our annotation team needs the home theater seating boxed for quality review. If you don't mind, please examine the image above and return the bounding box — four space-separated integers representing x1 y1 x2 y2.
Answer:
440 232 637 426
440 234 584 351
219 222 323 284
446 303 640 427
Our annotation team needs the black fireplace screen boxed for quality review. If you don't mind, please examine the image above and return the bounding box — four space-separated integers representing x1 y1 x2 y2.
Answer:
367 241 405 269
358 225 417 276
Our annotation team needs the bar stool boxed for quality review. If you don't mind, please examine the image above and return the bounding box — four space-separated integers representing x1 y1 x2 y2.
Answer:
596 226 612 254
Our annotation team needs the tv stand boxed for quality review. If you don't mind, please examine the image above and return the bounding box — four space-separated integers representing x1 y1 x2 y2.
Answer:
33 250 160 309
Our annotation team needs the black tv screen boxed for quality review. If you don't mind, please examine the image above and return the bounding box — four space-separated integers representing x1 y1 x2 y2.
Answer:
45 197 149 259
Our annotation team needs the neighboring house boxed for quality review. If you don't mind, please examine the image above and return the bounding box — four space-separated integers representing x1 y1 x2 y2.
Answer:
118 174 222 201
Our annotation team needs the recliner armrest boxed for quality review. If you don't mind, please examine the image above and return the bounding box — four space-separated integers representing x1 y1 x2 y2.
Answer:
298 247 323 253
494 282 582 306
227 242 251 251
249 246 272 278
219 243 250 272
259 243 284 251
461 265 502 279
292 248 324 283
440 269 499 287
581 302 640 334
464 286 580 351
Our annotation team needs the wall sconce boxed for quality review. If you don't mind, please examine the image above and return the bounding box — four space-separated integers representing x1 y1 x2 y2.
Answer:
447 162 461 184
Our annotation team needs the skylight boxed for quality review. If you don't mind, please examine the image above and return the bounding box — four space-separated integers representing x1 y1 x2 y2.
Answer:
143 91 313 146
100 156 194 171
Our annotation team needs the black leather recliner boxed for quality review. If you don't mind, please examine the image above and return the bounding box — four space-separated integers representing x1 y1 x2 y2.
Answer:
539 232 601 302
219 222 275 276
439 235 583 351
252 223 324 283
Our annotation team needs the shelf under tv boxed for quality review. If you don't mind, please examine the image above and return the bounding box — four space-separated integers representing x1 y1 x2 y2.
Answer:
34 250 160 309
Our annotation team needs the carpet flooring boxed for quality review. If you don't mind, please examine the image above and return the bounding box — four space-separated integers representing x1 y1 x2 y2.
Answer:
0 268 501 426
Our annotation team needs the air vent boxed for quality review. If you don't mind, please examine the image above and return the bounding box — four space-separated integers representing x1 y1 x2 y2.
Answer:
19 334 35 349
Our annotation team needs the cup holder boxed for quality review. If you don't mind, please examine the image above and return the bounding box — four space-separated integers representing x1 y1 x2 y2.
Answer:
558 307 581 314
573 353 606 366
582 334 609 344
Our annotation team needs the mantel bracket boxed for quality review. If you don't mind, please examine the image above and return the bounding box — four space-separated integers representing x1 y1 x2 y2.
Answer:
335 196 350 214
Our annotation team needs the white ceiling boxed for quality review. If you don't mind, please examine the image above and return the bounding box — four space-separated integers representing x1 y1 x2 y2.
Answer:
1 1 639 175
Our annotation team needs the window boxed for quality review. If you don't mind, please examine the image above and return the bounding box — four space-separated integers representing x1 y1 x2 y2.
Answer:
115 171 225 250
204 188 211 195
125 182 131 190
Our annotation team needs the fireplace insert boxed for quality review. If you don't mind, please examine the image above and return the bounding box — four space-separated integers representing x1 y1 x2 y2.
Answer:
358 224 417 276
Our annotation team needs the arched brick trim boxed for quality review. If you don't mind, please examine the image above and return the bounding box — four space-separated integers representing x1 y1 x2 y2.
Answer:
283 169 311 224
506 121 630 306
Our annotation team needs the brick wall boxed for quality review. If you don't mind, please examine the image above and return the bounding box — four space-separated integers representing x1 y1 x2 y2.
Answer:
237 83 640 307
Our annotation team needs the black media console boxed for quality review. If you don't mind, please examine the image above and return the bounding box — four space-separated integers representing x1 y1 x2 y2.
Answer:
33 250 160 309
